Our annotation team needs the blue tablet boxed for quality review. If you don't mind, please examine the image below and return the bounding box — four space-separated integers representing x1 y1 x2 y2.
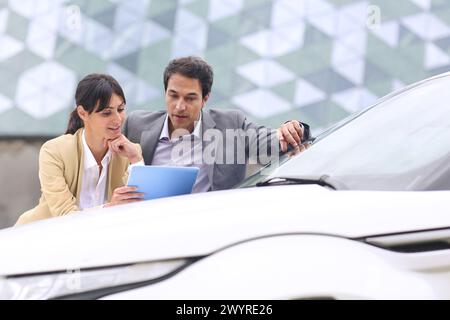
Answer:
127 165 200 200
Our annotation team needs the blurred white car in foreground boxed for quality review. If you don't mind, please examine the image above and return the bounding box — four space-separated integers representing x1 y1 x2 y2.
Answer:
1 72 450 300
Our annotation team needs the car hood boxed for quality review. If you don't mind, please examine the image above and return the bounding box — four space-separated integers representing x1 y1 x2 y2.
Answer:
0 185 449 276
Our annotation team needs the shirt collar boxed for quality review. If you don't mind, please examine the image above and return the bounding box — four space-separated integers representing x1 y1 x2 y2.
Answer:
160 113 202 141
82 129 112 169
159 115 170 140
193 112 202 138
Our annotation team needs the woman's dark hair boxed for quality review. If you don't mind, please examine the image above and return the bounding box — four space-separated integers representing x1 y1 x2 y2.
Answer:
65 74 126 135
163 56 213 99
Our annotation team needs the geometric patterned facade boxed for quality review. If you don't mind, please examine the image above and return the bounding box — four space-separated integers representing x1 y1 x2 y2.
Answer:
1 0 450 136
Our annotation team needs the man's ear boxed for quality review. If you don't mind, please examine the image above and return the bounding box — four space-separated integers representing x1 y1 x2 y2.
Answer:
202 94 210 108
77 105 88 122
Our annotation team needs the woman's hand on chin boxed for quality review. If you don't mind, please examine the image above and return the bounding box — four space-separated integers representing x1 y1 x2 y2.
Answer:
105 134 143 164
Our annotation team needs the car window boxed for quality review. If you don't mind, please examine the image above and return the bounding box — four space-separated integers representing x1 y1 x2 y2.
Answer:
238 75 450 191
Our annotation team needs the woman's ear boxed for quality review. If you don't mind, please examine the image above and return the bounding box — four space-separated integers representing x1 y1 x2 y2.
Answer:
77 105 88 122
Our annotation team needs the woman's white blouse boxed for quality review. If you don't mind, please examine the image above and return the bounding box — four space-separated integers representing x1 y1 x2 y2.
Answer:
79 130 112 210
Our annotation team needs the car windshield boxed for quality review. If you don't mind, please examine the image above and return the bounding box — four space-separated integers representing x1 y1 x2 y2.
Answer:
238 74 450 191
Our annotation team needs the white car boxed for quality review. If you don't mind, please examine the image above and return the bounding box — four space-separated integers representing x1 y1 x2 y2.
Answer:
1 73 450 300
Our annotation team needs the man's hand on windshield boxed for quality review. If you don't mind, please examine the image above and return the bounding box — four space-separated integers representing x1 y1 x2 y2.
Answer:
277 120 305 152
287 141 311 157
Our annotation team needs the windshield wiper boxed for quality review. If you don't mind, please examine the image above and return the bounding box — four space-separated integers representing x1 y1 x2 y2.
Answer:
256 175 339 190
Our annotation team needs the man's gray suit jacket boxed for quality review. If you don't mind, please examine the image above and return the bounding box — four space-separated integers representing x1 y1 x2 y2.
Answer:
124 108 310 191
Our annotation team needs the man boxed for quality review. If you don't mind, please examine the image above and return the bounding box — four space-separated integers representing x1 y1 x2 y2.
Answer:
124 56 310 192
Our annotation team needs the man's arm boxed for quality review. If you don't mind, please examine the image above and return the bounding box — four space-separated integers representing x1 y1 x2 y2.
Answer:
235 111 311 165
122 111 143 144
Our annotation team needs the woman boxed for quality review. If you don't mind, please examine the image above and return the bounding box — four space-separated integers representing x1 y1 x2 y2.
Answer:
16 74 143 225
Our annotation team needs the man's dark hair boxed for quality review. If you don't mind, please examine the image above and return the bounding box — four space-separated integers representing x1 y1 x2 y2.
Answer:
163 56 214 98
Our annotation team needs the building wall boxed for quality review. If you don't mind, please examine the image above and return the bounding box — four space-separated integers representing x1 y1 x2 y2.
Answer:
0 140 42 228
1 0 450 137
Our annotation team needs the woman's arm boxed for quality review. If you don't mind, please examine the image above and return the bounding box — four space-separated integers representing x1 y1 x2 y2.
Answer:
121 143 143 185
105 142 144 208
38 143 80 217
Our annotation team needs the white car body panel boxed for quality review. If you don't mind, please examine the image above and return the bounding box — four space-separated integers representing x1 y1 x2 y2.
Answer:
0 185 449 276
103 235 450 300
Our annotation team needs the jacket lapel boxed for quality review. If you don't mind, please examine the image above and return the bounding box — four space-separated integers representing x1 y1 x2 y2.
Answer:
140 114 166 164
107 156 115 201
201 110 217 188
107 155 125 201
75 129 84 201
